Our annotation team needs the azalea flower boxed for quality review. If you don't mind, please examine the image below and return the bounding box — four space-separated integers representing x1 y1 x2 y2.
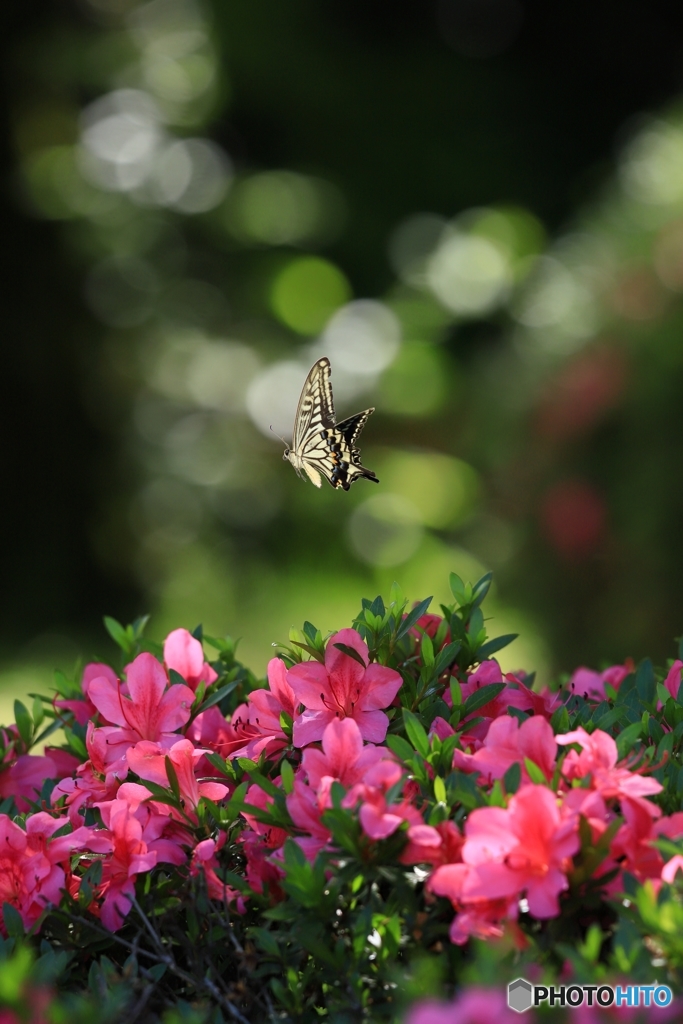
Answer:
163 628 218 692
569 661 633 701
288 628 402 746
221 658 298 760
299 717 390 791
127 737 230 815
89 652 195 748
453 714 557 783
344 760 422 840
54 662 117 726
557 727 662 815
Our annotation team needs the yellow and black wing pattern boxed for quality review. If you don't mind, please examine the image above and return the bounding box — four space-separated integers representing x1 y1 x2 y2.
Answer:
284 357 379 491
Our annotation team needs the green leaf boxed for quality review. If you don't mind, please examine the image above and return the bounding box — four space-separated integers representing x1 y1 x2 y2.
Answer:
449 573 467 605
3 902 25 938
503 762 521 794
462 683 505 718
635 658 656 705
280 759 294 794
523 758 547 784
331 642 367 668
32 696 44 731
290 640 325 663
449 677 462 706
13 700 33 747
395 597 433 642
471 572 493 608
616 721 644 759
434 641 461 677
420 632 434 667
103 615 133 654
386 734 415 763
165 757 181 801
476 634 518 661
433 775 447 803
550 704 570 734
193 680 239 716
403 709 429 758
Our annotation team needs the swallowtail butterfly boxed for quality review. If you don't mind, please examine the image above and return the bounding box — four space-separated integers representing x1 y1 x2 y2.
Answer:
281 357 379 490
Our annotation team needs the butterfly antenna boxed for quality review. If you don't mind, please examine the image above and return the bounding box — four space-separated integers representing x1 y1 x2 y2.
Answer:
269 425 289 445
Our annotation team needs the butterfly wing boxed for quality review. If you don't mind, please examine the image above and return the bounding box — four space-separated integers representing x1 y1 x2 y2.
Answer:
291 357 336 453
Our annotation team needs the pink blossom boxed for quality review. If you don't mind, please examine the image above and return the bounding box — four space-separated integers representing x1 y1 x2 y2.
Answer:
0 812 90 933
663 660 683 701
445 661 529 743
662 854 683 884
344 760 422 840
126 738 230 815
54 662 118 726
299 717 389 792
0 752 57 812
569 662 633 701
406 987 524 1024
400 820 464 867
190 834 243 908
453 715 557 783
163 628 218 692
288 629 402 746
91 798 160 931
224 658 298 760
89 652 195 746
557 727 662 814
430 784 579 938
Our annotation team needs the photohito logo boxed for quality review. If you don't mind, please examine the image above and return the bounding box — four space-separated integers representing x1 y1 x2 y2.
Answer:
507 979 673 1013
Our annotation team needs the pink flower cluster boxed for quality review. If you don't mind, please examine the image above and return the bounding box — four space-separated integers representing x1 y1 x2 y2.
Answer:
0 614 681 967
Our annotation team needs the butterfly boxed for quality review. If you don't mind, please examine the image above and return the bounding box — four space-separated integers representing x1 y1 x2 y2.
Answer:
281 357 379 490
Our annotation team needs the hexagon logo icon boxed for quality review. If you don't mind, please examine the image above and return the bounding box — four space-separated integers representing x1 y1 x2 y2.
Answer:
508 978 533 1013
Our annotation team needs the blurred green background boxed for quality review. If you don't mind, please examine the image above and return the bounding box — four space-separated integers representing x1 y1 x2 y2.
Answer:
3 0 683 720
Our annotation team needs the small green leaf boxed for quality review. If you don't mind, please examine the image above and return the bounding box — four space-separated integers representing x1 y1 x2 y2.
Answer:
396 597 433 641
523 758 547 784
503 762 521 795
462 683 506 718
165 756 181 802
32 696 44 730
636 658 655 705
420 632 434 667
385 734 415 762
280 759 294 794
14 701 33 747
331 642 367 668
104 615 133 654
449 573 467 604
476 634 518 661
3 902 25 938
403 709 430 758
433 775 447 803
450 677 462 707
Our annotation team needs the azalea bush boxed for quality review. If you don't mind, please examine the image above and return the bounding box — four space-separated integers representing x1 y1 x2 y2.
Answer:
2 572 683 1022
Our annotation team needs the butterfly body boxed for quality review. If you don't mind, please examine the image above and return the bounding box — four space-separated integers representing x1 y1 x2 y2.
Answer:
283 357 379 490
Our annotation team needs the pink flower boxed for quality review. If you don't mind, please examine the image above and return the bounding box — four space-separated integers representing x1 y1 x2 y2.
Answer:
430 784 580 939
406 988 524 1024
0 812 90 933
344 760 422 840
299 717 389 791
224 658 298 760
569 662 633 701
663 660 683 701
126 738 230 815
446 661 529 743
453 715 557 784
288 629 402 746
0 752 57 812
400 820 464 867
557 727 662 814
190 835 242 907
163 628 218 692
54 662 118 726
89 652 195 746
91 798 160 931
